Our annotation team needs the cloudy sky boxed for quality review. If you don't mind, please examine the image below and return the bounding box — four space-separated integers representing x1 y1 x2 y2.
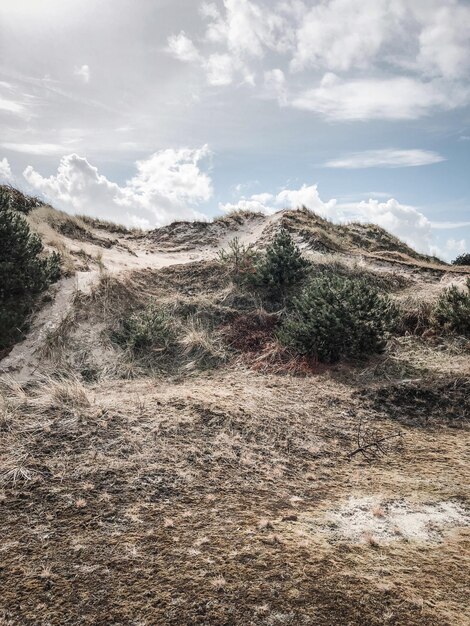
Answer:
1 0 469 259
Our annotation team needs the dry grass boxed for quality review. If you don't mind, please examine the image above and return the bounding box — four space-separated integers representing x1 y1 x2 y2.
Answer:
76 214 140 235
1 200 470 624
0 367 468 624
213 208 263 225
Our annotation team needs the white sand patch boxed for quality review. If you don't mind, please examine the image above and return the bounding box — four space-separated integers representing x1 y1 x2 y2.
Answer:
312 497 469 543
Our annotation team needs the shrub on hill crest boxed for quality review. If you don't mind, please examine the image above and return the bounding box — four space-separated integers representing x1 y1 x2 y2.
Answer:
253 228 309 303
452 253 470 266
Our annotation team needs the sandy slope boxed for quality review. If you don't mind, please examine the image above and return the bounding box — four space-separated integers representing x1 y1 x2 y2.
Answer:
1 212 283 381
0 208 469 625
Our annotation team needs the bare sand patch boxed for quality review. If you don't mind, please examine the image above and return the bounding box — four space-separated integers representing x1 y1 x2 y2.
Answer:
310 496 469 543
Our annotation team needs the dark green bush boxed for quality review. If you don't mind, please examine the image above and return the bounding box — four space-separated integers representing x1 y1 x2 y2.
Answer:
0 191 61 350
112 303 175 357
0 184 43 214
278 275 398 363
432 279 470 336
452 253 470 266
253 228 309 303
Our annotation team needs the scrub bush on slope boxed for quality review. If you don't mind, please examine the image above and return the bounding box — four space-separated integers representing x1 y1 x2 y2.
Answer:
0 190 61 350
278 274 398 363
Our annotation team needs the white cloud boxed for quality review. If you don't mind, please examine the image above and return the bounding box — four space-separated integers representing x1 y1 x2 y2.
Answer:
276 184 337 213
206 54 235 86
74 64 90 84
23 147 213 227
217 0 281 58
444 238 466 254
416 3 470 79
220 183 336 217
0 157 12 182
166 0 470 121
220 198 275 214
325 148 445 169
1 142 67 156
167 0 297 88
292 74 469 120
0 97 27 117
338 198 433 253
430 220 470 229
127 146 213 205
264 68 288 105
290 0 392 73
167 31 201 63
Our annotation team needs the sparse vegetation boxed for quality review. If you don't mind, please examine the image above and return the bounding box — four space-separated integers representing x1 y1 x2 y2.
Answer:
112 302 175 358
217 236 258 284
77 214 136 235
278 275 398 363
0 184 44 214
1 189 469 626
432 279 470 336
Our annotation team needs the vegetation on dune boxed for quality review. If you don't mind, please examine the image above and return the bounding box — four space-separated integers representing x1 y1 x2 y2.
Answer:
77 214 135 235
278 275 398 363
219 229 400 364
452 252 470 266
112 302 176 358
432 278 470 337
217 236 259 285
0 184 44 214
251 228 309 303
0 189 61 351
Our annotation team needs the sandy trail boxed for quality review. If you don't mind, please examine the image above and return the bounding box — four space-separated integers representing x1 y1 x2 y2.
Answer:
1 272 98 381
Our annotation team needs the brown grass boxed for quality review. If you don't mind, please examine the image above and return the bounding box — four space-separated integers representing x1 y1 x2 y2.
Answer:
1 200 470 625
0 367 468 624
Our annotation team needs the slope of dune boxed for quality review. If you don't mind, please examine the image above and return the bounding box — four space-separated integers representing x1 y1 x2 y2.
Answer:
1 190 469 625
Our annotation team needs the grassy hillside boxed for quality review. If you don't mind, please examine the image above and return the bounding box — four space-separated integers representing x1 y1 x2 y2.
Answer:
0 187 469 625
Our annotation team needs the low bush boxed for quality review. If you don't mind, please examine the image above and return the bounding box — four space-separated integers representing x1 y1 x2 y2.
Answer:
278 274 398 363
252 228 309 304
432 279 470 336
452 253 470 266
0 184 43 214
0 190 61 351
218 237 258 285
112 303 175 358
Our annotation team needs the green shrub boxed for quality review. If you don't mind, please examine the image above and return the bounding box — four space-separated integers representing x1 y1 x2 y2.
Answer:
432 279 470 336
0 191 61 350
253 228 309 303
218 237 258 285
452 253 470 266
112 303 175 357
0 184 43 214
278 275 398 363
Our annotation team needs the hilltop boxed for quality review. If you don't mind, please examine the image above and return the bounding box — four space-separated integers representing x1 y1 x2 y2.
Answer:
0 187 469 625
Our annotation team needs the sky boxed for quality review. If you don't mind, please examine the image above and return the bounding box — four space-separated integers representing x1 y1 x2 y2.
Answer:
0 0 469 260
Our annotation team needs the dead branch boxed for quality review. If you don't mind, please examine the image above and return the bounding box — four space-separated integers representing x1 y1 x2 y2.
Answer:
349 416 404 461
